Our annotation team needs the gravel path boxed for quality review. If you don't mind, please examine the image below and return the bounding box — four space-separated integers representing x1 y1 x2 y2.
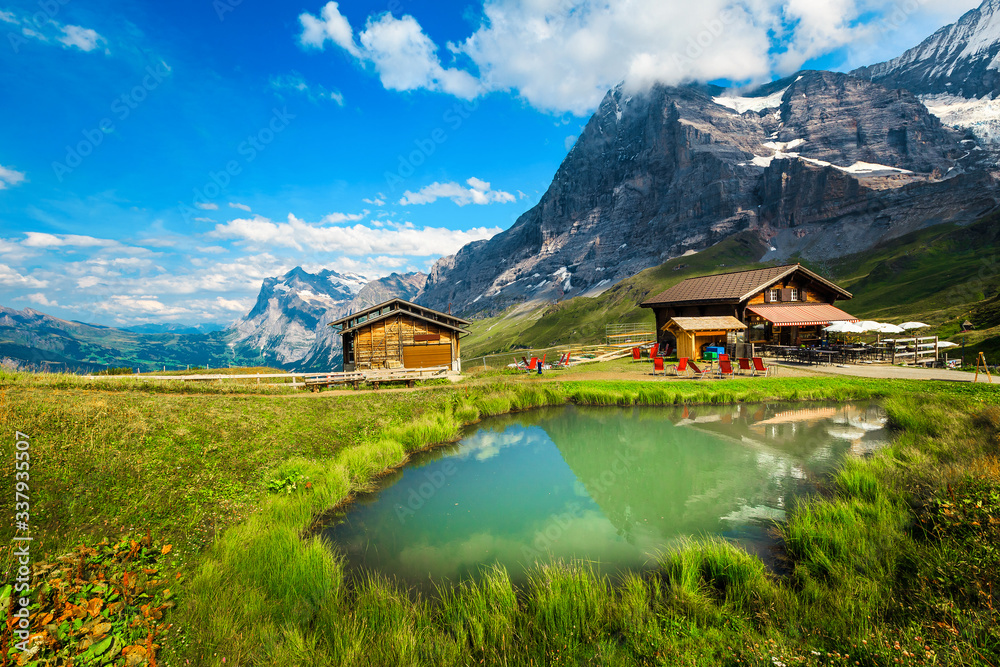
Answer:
770 361 996 384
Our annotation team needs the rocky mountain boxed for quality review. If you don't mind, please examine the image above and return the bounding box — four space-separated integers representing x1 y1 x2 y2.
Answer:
228 267 426 369
853 0 1000 98
419 69 999 316
852 0 1000 143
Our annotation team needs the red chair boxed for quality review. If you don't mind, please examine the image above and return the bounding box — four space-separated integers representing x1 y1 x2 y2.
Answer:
650 343 659 359
752 357 772 377
528 357 539 371
540 353 547 369
738 358 753 376
653 357 665 375
687 360 712 379
718 358 735 379
631 347 642 361
672 357 689 376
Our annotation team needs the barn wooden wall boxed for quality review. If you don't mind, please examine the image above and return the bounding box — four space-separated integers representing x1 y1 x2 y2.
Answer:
350 315 459 369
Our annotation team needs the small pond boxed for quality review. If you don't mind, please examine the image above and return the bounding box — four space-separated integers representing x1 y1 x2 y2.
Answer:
322 402 887 591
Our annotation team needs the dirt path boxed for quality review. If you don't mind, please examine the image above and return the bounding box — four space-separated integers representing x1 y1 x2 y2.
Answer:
769 361 996 384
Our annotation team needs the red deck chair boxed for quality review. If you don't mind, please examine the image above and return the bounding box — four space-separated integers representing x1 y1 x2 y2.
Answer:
650 343 659 359
671 357 689 376
752 357 772 377
528 357 539 371
718 358 735 379
521 356 530 370
631 347 642 361
738 358 753 376
687 360 712 379
653 357 665 375
661 344 674 358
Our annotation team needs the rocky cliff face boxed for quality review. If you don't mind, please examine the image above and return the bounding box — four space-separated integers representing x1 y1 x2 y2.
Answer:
418 70 998 316
229 268 426 370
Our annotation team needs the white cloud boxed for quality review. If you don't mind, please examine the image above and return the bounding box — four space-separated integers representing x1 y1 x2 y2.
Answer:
363 195 386 206
270 72 345 105
22 232 118 248
17 293 58 307
196 246 229 254
322 211 367 224
0 164 26 189
0 264 48 288
399 177 516 206
299 1 360 56
4 10 107 54
299 3 481 98
297 0 983 115
194 217 215 223
229 202 252 212
196 202 219 210
208 213 501 255
58 25 105 52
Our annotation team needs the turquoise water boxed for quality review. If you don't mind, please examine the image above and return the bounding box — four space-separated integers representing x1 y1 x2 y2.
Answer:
323 403 887 590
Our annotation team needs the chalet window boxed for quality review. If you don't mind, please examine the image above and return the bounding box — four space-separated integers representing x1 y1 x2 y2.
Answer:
790 288 798 302
767 289 778 302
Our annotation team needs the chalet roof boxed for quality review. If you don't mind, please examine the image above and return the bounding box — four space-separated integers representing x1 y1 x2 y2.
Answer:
662 316 747 332
640 264 851 307
329 298 471 335
746 303 858 326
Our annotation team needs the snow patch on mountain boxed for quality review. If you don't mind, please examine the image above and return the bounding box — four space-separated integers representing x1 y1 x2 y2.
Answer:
713 86 788 114
921 93 1000 144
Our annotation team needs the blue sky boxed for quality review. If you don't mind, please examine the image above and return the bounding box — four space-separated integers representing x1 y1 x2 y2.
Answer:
0 0 981 326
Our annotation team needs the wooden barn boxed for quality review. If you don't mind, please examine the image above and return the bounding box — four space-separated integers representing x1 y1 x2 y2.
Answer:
641 264 856 355
330 299 470 372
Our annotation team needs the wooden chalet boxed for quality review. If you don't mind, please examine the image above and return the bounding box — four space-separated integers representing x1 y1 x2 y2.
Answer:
330 299 470 372
640 264 856 356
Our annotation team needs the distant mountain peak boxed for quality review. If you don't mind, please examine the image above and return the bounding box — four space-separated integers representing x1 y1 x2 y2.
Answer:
228 268 427 370
853 0 1000 99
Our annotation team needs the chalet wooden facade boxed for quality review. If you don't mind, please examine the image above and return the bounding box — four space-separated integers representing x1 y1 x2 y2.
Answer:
329 299 470 372
640 264 856 355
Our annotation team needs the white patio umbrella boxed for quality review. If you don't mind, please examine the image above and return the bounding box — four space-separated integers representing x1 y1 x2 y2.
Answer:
875 323 905 334
856 320 883 332
937 341 960 348
823 322 864 333
899 322 928 330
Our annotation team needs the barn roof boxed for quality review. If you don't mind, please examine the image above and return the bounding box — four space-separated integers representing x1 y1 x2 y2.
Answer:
662 316 748 332
641 264 851 307
330 298 471 335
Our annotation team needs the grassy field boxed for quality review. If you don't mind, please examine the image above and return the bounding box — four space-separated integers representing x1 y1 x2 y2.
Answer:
2 370 999 666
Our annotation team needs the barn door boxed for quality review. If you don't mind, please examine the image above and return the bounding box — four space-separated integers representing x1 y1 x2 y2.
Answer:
402 344 452 369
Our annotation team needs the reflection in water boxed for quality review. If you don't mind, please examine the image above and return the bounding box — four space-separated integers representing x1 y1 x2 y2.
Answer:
323 403 887 591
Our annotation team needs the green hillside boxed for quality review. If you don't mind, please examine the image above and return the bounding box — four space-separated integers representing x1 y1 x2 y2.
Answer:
462 232 770 357
462 212 1000 362
0 310 261 372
